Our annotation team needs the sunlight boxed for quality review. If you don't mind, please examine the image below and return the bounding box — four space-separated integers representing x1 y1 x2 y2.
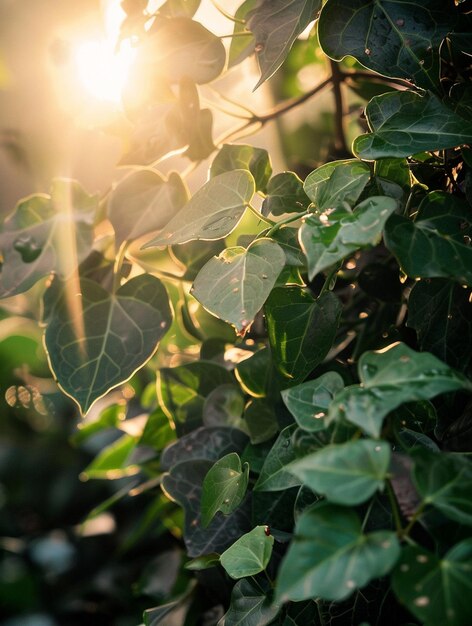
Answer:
74 0 136 104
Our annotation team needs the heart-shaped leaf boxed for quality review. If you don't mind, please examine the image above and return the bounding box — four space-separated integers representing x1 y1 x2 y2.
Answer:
303 159 370 210
319 0 456 91
281 372 344 431
219 578 280 626
354 91 472 160
210 144 272 193
143 170 255 247
299 196 398 280
0 179 97 298
44 274 172 414
228 0 257 68
262 172 310 216
265 287 342 382
328 343 472 438
192 238 285 333
220 525 274 579
276 502 400 602
201 453 249 527
287 439 391 505
108 169 188 245
254 425 300 492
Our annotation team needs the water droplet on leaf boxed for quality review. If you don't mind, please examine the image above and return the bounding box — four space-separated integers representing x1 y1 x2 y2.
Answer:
13 235 42 263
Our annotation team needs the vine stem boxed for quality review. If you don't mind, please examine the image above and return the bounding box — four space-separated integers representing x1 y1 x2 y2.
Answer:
265 209 310 237
330 60 348 155
386 480 404 536
401 503 426 539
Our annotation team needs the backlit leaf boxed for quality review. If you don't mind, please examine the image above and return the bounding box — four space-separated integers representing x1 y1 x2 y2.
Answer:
303 159 370 210
201 453 249 527
210 144 272 193
262 172 310 216
220 525 274 579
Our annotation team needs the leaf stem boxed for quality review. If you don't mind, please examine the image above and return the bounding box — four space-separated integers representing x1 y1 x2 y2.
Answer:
211 0 246 24
265 210 310 237
330 60 349 156
386 480 403 536
401 503 426 539
319 264 340 295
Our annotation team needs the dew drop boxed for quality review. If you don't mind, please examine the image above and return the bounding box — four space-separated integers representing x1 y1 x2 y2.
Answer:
374 445 382 452
224 498 230 504
314 412 325 419
233 287 239 293
262 274 268 279
365 48 372 56
463 235 471 245
414 597 430 607
400 355 410 363
447 313 453 320
13 235 42 263
346 580 355 589
160 321 167 328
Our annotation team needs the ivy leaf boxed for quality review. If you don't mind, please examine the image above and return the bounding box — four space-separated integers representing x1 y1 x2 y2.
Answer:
143 170 255 247
281 372 344 431
235 347 272 398
328 342 472 438
244 399 279 444
276 502 400 602
228 0 257 68
43 274 172 415
318 0 456 91
108 169 188 245
248 0 321 89
201 453 249 527
265 287 342 382
158 362 234 436
407 279 472 371
287 439 391 505
413 449 472 526
162 459 251 557
192 239 285 333
210 144 272 193
220 526 274 579
161 426 249 470
0 179 97 298
254 425 300 492
303 159 370 210
252 488 299 532
300 196 397 280
262 172 310 217
392 541 472 626
385 192 472 286
219 578 281 626
203 384 246 428
354 91 472 160
81 434 138 480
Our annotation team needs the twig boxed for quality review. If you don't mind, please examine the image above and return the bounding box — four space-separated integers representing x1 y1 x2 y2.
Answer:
330 60 349 155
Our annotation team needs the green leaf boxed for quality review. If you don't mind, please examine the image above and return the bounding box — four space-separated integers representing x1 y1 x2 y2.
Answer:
248 0 321 89
318 0 456 91
384 192 472 286
254 425 300 492
374 158 411 191
220 526 274 579
271 227 305 267
44 274 172 415
143 170 255 247
392 541 472 626
287 439 391 505
262 172 310 216
281 372 345 431
413 449 472 526
235 347 272 398
244 399 280 444
228 0 257 68
299 196 398 280
328 342 472 438
185 553 220 570
192 239 285 333
203 384 246 428
407 279 472 370
162 459 251 557
252 488 298 531
266 288 342 382
81 434 138 480
108 169 188 245
219 578 281 626
201 453 249 527
0 179 97 298
303 159 370 210
276 502 400 602
158 362 234 435
210 144 272 193
354 91 472 160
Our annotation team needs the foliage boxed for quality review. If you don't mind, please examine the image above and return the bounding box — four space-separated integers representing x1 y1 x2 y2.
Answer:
1 0 472 625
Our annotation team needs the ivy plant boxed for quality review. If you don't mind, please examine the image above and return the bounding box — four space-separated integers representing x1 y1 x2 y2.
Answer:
1 0 472 625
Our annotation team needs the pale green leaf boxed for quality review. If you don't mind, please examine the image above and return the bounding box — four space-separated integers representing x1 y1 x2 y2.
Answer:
220 526 274 579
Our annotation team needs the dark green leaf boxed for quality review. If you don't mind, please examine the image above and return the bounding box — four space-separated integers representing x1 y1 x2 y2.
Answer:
44 274 172 415
385 192 472 286
392 541 472 626
254 425 300 492
219 578 281 626
235 347 272 398
287 439 391 505
143 170 255 247
319 0 456 91
248 0 321 89
328 342 472 438
299 196 398 280
282 372 344 432
185 553 220 570
252 488 298 531
265 287 342 382
413 449 472 526
210 144 272 193
303 159 370 210
220 525 274 579
81 434 138 480
244 399 280 444
271 227 305 267
374 158 411 191
203 384 246 428
407 279 472 370
276 502 400 602
354 91 472 160
201 453 249 527
262 172 310 216
0 180 97 298
192 239 285 333
162 459 251 556
228 0 257 68
108 169 188 245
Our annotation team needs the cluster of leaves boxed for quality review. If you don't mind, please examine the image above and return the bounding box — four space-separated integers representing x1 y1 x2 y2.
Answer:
1 0 472 625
